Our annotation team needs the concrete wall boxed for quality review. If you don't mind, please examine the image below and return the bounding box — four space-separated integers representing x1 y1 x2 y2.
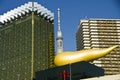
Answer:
81 74 120 80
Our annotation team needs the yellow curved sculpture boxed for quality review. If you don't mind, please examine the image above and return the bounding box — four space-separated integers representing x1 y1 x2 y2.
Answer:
54 45 118 66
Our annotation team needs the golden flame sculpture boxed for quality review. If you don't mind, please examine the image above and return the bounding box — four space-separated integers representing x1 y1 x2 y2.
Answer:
54 45 118 66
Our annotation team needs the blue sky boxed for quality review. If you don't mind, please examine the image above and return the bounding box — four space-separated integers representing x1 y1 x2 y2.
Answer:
0 0 120 52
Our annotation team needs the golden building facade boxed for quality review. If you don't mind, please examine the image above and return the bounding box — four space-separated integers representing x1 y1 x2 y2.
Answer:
0 2 54 80
76 19 120 75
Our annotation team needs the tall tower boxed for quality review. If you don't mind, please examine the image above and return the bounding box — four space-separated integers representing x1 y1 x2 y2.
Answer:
57 8 63 53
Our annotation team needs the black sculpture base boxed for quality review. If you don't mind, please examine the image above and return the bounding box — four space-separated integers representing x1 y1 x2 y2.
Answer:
35 61 104 80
